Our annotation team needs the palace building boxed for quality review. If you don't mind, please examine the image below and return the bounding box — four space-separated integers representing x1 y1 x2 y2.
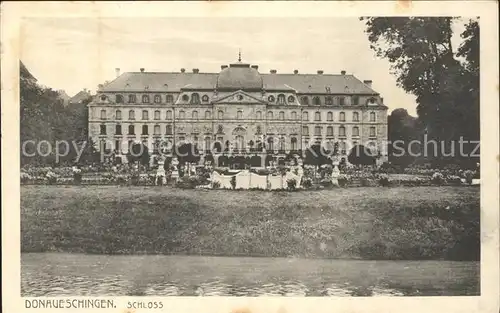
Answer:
88 56 388 166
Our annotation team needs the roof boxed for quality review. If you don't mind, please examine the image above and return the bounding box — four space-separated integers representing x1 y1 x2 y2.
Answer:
69 90 92 104
100 71 378 95
216 62 263 91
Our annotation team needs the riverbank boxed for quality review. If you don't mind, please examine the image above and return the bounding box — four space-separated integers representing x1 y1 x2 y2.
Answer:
21 186 480 260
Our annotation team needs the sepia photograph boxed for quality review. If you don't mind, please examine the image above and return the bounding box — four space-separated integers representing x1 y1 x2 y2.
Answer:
1 1 499 313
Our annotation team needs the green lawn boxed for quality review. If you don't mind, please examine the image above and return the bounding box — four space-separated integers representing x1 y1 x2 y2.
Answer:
21 186 480 260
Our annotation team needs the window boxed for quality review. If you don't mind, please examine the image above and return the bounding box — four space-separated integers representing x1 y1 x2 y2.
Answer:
339 126 346 137
166 95 174 103
115 140 121 153
339 97 345 106
154 110 160 120
353 112 359 122
291 137 298 151
313 96 321 106
192 110 198 119
268 95 275 102
325 96 333 105
279 137 285 151
116 94 124 103
100 109 106 120
218 110 224 119
100 124 106 135
370 112 376 122
100 95 107 102
302 126 309 135
339 112 345 122
301 96 309 105
277 94 286 105
267 137 274 151
202 95 209 102
256 111 262 119
204 137 211 151
179 110 185 119
327 126 333 136
154 125 160 135
315 126 322 136
327 112 333 121
115 125 122 135
154 95 162 103
142 125 148 135
128 125 135 135
302 111 309 121
129 110 135 120
128 94 136 103
352 126 359 137
291 111 297 120
369 97 376 104
116 110 122 120
288 96 295 103
142 95 150 103
205 110 211 119
191 93 200 104
279 111 285 120
315 112 321 121
142 110 149 120
256 125 262 134
352 96 359 105
370 126 376 137
217 125 224 134
182 94 189 102
166 110 172 119
166 125 172 135
237 110 243 119
267 111 273 119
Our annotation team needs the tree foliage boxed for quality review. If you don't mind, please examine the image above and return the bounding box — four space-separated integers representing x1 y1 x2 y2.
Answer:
348 145 376 166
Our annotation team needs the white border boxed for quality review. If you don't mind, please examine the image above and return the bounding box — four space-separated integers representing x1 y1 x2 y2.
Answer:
2 2 499 313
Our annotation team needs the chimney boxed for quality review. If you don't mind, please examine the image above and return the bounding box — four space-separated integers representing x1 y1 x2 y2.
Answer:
251 65 259 70
317 70 324 75
270 69 277 74
221 65 228 70
140 68 145 73
180 68 186 73
115 68 121 77
193 68 199 73
341 70 346 75
294 69 299 74
363 80 373 87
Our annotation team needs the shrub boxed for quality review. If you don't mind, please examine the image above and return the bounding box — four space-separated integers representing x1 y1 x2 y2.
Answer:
212 181 221 189
286 178 297 191
378 174 390 187
338 174 349 187
463 170 475 185
301 177 313 188
45 172 58 185
431 172 445 185
21 172 32 184
230 176 237 190
130 173 140 186
446 175 463 186
116 176 129 186
73 173 82 185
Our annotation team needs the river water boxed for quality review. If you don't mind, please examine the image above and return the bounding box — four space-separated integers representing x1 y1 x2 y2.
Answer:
21 253 479 297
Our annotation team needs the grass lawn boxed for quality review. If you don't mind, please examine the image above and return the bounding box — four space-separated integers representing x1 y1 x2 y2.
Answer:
21 186 480 260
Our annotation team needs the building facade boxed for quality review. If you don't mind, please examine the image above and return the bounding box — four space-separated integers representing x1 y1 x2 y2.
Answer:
88 57 388 166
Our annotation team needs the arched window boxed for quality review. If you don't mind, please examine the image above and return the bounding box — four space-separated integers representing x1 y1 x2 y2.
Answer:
204 137 211 151
313 96 321 105
154 95 162 103
218 110 224 119
205 110 211 119
325 96 333 105
142 110 149 120
166 125 173 135
352 126 359 137
291 111 297 120
142 95 150 103
301 96 309 105
267 137 274 151
302 111 309 121
327 112 333 121
288 96 295 103
202 95 209 102
191 93 200 104
314 126 322 136
100 124 106 135
339 97 345 106
327 126 333 136
179 110 185 119
128 94 136 103
267 111 274 119
279 137 285 151
302 126 309 135
129 110 135 120
339 126 346 137
128 125 135 135
192 110 198 119
154 125 161 135
116 94 124 103
256 125 262 134
268 95 275 103
182 94 189 102
339 112 345 122
277 94 286 105
166 110 172 119
237 110 243 119
142 125 148 135
353 112 359 122
370 112 376 122
315 112 321 121
154 110 160 120
279 111 285 120
291 137 298 151
352 96 359 105
370 126 376 137
100 109 106 120
166 95 174 103
116 110 122 120
217 125 224 134
256 111 262 119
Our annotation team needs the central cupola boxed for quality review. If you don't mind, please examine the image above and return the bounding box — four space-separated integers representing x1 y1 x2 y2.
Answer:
216 52 263 91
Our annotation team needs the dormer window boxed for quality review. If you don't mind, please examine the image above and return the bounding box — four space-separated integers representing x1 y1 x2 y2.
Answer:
301 96 309 105
191 93 200 104
142 95 150 103
128 95 136 103
325 96 333 105
352 96 360 105
100 95 107 102
339 97 345 106
369 97 376 104
166 95 174 103
325 86 331 93
288 96 295 103
268 95 275 103
154 95 162 103
313 96 321 106
182 94 189 102
115 94 124 103
277 94 286 105
202 95 209 102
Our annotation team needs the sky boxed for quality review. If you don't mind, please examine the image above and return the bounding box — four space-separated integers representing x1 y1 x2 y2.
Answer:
19 17 468 116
